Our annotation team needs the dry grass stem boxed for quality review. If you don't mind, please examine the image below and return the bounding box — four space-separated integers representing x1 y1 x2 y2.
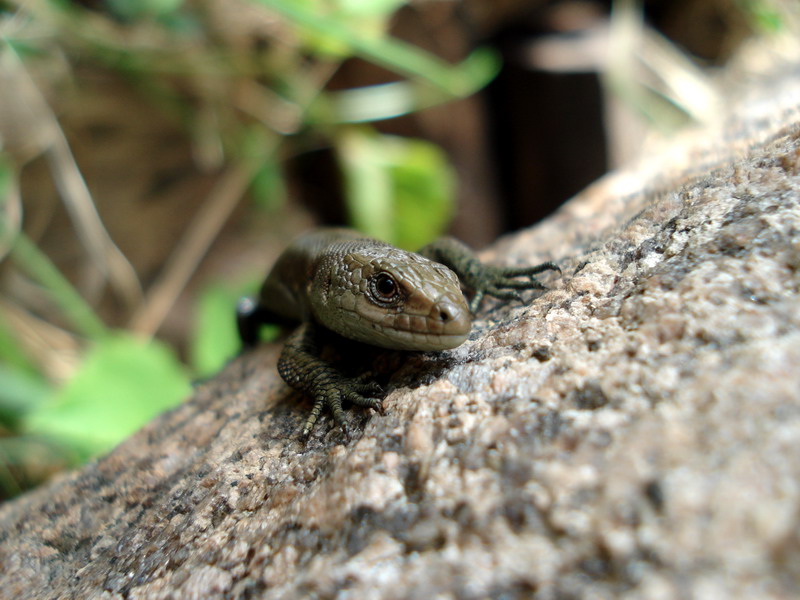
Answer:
128 161 258 338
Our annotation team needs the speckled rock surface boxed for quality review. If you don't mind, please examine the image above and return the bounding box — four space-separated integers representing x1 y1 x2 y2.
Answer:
2 62 800 600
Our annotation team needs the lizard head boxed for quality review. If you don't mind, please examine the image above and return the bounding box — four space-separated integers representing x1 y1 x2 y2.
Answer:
311 247 471 351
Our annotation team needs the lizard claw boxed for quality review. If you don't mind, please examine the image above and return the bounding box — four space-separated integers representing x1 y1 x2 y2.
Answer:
299 376 387 439
354 381 384 397
346 389 385 413
339 421 353 442
470 261 559 312
301 397 324 439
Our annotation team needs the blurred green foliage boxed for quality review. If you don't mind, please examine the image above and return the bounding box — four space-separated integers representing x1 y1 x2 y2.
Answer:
337 129 454 250
24 334 190 461
105 0 186 21
739 0 788 33
0 0 497 498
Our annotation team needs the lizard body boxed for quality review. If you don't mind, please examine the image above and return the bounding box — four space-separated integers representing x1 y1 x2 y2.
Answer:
238 228 559 437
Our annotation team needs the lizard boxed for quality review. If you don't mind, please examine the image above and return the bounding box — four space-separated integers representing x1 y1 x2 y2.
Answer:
237 228 560 438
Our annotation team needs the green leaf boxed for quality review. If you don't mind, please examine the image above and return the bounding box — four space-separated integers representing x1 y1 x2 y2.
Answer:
190 284 242 377
740 0 785 33
106 0 185 20
337 129 455 248
0 364 51 428
7 231 107 340
253 0 500 96
0 154 17 258
24 334 190 460
190 281 281 377
337 0 407 19
238 125 284 210
390 140 455 250
0 155 11 199
0 307 37 378
337 129 393 241
249 157 287 211
285 0 407 54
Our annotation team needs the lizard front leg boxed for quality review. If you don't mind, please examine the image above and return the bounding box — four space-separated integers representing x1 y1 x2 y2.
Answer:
278 322 385 438
419 237 560 312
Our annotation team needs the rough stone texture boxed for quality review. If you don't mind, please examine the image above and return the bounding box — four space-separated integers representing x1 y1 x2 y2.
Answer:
2 55 800 600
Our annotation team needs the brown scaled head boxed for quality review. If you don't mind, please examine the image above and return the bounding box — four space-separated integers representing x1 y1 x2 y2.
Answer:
310 247 471 351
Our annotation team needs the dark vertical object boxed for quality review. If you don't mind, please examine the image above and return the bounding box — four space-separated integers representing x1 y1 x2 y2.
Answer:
486 36 609 230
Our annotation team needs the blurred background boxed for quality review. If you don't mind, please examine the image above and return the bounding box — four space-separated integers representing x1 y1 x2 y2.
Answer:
0 0 797 499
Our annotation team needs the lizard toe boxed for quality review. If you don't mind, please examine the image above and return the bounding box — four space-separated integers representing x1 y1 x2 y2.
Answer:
355 381 384 397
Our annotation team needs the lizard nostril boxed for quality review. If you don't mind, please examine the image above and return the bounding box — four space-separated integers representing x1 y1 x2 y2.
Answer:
432 298 471 338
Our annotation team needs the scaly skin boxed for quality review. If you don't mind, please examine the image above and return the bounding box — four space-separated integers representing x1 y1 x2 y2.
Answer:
238 228 560 438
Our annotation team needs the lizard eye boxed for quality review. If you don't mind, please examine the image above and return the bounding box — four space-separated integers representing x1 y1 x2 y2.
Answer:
370 272 401 305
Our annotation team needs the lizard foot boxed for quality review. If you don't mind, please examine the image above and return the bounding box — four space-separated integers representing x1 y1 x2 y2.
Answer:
469 261 561 312
300 380 385 440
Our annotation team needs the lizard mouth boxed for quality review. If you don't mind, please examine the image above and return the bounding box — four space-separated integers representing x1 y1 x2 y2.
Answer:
363 298 472 351
361 328 470 352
